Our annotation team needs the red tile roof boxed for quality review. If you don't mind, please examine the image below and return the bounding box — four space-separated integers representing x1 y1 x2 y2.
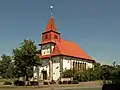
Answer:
40 39 95 62
55 39 92 60
45 17 57 32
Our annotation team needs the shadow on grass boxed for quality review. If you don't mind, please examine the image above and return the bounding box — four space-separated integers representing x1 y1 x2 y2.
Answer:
102 84 120 90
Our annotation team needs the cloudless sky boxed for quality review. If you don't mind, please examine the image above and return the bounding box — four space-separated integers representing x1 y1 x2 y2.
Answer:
0 0 120 64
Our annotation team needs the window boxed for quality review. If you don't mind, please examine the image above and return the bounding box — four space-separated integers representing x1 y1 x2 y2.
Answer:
45 35 48 39
44 52 46 55
68 60 69 63
53 60 56 63
47 50 49 53
54 35 58 39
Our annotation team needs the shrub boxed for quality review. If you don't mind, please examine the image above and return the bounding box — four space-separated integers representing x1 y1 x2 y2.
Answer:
58 81 62 84
73 80 79 84
14 80 25 86
50 80 56 84
63 81 68 84
30 81 38 86
68 81 72 84
3 81 12 85
44 81 49 85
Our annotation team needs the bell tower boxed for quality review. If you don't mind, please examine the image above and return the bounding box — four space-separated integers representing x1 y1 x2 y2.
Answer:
41 17 60 44
39 6 61 56
40 17 60 56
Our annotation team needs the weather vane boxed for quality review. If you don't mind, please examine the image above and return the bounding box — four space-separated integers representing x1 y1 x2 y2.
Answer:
50 5 53 16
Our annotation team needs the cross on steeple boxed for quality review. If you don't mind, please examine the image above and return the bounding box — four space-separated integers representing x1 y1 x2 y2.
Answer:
50 5 53 16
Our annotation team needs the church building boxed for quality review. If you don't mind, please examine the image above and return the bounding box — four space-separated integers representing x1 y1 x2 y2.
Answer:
33 16 96 81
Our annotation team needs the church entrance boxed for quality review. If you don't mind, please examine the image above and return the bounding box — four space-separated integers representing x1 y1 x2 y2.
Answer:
42 70 47 80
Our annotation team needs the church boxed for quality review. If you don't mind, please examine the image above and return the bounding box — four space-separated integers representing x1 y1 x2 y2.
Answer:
33 16 96 81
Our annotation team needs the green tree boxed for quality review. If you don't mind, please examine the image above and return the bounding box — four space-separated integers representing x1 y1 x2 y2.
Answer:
62 69 74 78
13 39 42 83
0 54 14 78
100 65 113 80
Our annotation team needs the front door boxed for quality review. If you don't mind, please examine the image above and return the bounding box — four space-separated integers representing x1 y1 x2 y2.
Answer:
42 71 47 80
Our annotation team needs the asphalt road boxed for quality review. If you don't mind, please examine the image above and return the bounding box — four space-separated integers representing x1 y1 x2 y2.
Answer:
0 86 102 90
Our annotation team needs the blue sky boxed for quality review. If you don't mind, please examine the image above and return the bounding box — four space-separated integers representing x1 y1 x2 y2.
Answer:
0 0 120 64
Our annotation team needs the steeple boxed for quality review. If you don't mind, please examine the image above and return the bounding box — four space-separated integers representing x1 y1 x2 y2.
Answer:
44 5 58 33
41 16 60 44
40 6 60 44
44 17 58 32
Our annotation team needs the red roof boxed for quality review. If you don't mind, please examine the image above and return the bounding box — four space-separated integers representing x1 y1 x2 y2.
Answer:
45 17 57 32
40 39 94 61
55 39 92 60
40 17 95 62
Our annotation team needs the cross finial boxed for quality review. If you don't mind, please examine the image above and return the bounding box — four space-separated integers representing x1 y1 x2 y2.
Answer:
50 5 53 16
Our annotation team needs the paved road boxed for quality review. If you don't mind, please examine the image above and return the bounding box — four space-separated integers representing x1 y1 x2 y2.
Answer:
0 86 102 90
46 86 102 90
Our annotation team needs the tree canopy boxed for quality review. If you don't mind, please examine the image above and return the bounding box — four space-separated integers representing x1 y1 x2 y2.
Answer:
12 39 42 79
0 54 14 78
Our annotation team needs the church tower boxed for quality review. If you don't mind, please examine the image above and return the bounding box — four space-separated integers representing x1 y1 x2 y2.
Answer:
40 17 60 56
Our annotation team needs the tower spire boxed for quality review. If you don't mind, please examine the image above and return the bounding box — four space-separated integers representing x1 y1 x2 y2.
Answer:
43 5 58 32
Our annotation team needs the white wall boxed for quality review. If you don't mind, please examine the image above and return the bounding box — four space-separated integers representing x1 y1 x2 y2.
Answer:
41 44 54 55
33 58 50 80
33 66 50 80
63 59 71 70
52 56 60 80
41 44 50 55
53 63 60 80
62 56 94 70
86 62 93 69
33 56 61 81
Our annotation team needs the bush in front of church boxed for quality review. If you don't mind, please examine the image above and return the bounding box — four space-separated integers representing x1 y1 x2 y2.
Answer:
3 81 12 85
44 81 49 85
72 80 79 84
58 81 62 84
63 81 68 84
30 81 38 86
50 80 56 84
68 81 72 84
14 80 25 86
